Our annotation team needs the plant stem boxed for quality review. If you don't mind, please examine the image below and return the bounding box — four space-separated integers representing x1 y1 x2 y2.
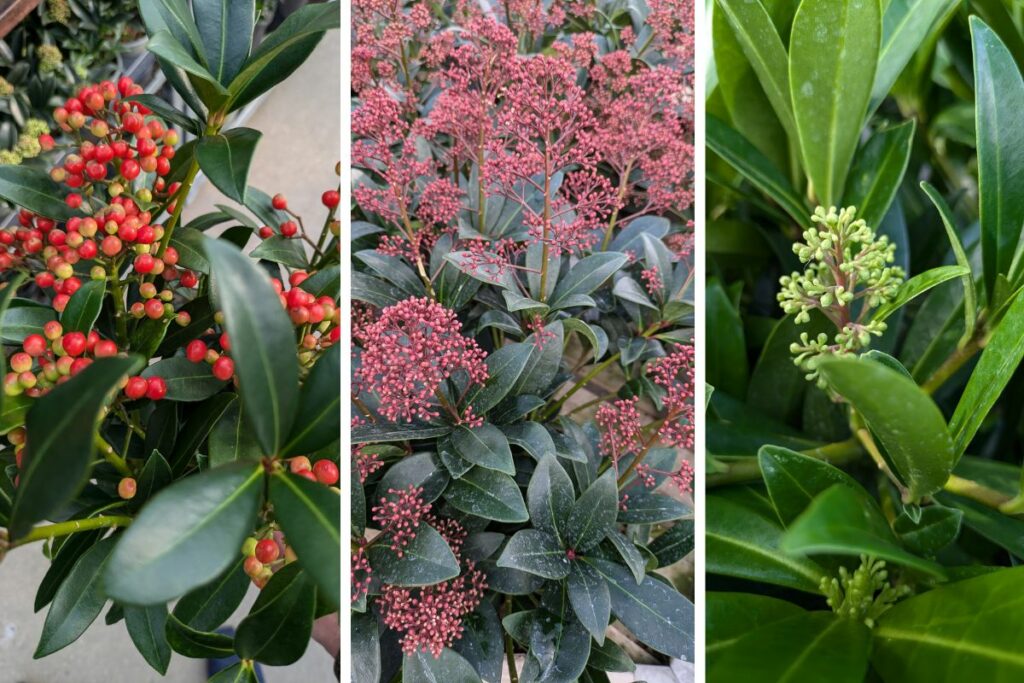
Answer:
94 433 132 478
707 438 863 487
601 163 632 250
921 332 985 395
13 515 132 547
504 596 519 683
107 259 129 346
538 153 552 302
944 474 1014 510
541 352 621 420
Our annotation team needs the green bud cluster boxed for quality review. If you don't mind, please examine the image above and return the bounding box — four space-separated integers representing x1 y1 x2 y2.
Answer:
820 555 910 627
778 206 905 386
37 45 63 74
0 120 52 166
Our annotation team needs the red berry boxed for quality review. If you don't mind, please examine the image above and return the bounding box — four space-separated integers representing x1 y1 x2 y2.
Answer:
180 270 198 288
297 469 317 482
118 477 137 499
271 194 287 210
212 356 234 381
134 253 155 274
23 334 47 357
258 226 273 239
313 459 339 485
255 539 280 564
61 332 87 357
94 340 118 357
280 221 298 238
243 556 263 578
144 298 164 320
145 376 167 400
289 456 312 473
124 376 147 399
186 339 207 363
120 159 140 180
321 190 340 209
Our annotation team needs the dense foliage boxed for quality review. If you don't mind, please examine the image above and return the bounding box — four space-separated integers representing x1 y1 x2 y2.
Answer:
708 0 1024 680
0 2 339 680
351 0 695 681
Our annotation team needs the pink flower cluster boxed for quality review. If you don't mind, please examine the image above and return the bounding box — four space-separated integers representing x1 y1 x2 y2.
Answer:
596 396 644 461
378 515 488 658
649 343 696 450
371 485 432 557
355 297 489 423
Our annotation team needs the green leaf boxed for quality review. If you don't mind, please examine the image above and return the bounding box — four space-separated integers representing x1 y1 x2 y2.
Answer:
817 355 955 500
843 121 915 228
949 288 1024 458
225 3 340 111
527 455 574 545
465 342 533 414
894 505 963 556
35 537 116 657
496 529 570 579
170 393 236 473
10 355 143 539
549 252 628 309
606 531 646 585
706 281 748 397
124 604 171 675
709 611 871 682
586 558 694 660
0 273 26 425
34 529 103 612
759 444 866 525
60 280 105 333
282 343 340 455
142 357 227 402
169 228 211 273
873 566 1024 680
935 492 1024 559
972 17 1024 295
378 452 449 504
0 165 81 220
707 592 804 663
196 128 261 204
706 114 807 225
648 521 695 567
920 181 977 342
205 238 299 455
269 471 341 610
502 422 556 460
104 463 263 604
782 485 946 577
194 0 255 84
403 648 482 683
173 556 249 631
510 321 564 396
135 451 173 507
872 265 972 323
165 614 235 658
588 637 636 673
444 467 529 523
209 398 261 466
707 491 826 593
352 612 381 683
565 471 617 552
617 491 689 524
0 305 55 344
715 0 796 138
208 662 258 683
235 563 315 665
367 524 460 587
568 561 611 643
451 423 515 475
789 0 881 205
250 234 308 269
147 31 228 98
872 0 958 106
124 93 202 135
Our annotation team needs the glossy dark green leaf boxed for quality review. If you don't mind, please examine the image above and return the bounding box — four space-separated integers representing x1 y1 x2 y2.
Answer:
549 252 628 309
920 181 977 342
502 422 556 460
707 592 804 664
465 342 533 414
935 492 1024 559
124 93 202 135
142 357 227 402
707 492 826 593
648 520 695 567
135 451 173 507
165 614 235 658
225 3 340 111
0 165 81 220
586 558 694 660
520 616 591 683
147 31 227 99
782 485 946 577
60 280 104 333
588 637 635 673
747 312 830 424
843 121 915 228
706 115 807 225
872 0 958 105
453 602 503 682
617 491 689 524
444 467 529 523
352 421 452 443
282 343 340 455
709 611 871 682
169 228 211 274
510 322 564 396
104 463 263 604
10 355 143 539
235 563 315 665
451 423 514 475
566 471 617 552
0 274 25 423
894 505 963 556
173 556 249 631
402 648 482 683
367 524 460 587
251 235 308 269
605 531 647 584
197 128 261 204
972 17 1024 295
790 0 881 205
0 305 55 344
35 537 116 657
209 398 261 466
707 280 748 396
872 265 972 323
817 355 955 500
759 444 863 525
496 529 570 579
124 604 171 675
568 561 611 643
873 566 1024 680
171 393 236 473
34 529 103 612
378 452 449 504
527 455 574 545
352 612 380 683
194 0 255 84
205 238 298 455
208 662 259 683
269 471 341 610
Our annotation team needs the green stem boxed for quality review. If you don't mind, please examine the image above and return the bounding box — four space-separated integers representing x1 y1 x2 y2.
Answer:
921 331 985 395
541 352 621 420
504 597 519 683
107 260 129 346
707 438 863 487
13 515 132 546
601 163 632 251
538 154 552 302
94 433 132 478
944 474 1014 511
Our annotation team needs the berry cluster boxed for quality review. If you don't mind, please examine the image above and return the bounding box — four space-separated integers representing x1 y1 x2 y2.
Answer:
241 532 298 589
271 272 341 346
256 190 341 241
287 455 340 486
3 321 129 397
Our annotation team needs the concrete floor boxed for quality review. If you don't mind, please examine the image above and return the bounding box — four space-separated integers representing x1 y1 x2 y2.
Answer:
0 31 340 683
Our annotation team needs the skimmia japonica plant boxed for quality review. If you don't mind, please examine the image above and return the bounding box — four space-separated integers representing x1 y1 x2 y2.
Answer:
0 2 339 680
708 0 1024 680
352 0 695 680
